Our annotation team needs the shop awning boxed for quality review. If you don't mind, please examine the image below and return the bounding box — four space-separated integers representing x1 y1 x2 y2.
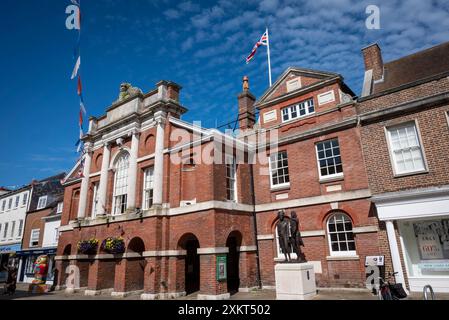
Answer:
0 243 22 254
16 247 57 256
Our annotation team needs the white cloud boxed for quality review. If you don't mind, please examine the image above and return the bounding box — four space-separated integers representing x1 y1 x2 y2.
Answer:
259 0 279 12
164 9 181 19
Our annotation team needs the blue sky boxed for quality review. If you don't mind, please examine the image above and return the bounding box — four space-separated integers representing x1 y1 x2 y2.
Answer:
1 0 449 188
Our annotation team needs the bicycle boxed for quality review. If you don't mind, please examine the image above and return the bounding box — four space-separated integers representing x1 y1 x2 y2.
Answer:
377 272 408 300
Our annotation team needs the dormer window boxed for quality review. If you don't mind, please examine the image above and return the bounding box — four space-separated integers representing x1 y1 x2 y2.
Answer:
56 202 64 214
37 196 47 210
281 98 315 122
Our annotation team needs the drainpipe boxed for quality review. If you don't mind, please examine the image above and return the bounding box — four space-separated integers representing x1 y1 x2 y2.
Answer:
249 162 262 289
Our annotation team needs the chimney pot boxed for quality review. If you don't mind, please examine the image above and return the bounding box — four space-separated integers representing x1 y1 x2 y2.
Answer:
243 76 249 91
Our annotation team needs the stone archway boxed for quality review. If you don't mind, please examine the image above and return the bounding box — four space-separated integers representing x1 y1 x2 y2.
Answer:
57 244 72 288
178 233 200 295
226 231 242 295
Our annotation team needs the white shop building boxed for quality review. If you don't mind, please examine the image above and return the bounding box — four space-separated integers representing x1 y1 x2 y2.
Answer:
373 185 449 293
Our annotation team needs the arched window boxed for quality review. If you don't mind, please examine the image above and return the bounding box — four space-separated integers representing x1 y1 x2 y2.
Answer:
327 213 356 256
112 152 129 215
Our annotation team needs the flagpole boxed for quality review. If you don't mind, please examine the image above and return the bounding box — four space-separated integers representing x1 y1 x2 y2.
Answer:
266 27 272 87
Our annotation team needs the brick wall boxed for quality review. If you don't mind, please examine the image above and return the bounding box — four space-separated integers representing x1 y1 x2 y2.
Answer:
22 208 51 250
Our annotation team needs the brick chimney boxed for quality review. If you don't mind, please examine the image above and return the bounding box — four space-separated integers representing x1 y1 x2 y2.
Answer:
238 76 256 130
362 43 384 81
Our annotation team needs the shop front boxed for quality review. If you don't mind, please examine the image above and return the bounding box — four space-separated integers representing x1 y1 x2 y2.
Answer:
373 186 449 293
0 243 21 268
16 247 57 285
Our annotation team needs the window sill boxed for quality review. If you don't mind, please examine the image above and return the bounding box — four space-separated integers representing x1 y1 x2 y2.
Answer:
281 112 315 125
319 174 344 184
270 184 290 192
326 255 359 261
393 169 428 179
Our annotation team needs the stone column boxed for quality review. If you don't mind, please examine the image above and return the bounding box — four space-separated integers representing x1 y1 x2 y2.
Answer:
153 114 166 206
385 220 406 286
96 142 111 216
77 143 93 219
126 131 140 210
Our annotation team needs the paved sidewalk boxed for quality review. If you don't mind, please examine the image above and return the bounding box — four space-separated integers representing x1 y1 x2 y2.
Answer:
1 283 448 300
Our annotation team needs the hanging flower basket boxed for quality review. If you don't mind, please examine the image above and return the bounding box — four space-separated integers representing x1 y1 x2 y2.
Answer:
101 237 125 254
77 238 99 254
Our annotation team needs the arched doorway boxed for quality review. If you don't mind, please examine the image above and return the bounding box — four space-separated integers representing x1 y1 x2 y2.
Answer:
58 244 72 288
178 233 200 295
125 237 145 292
226 231 242 294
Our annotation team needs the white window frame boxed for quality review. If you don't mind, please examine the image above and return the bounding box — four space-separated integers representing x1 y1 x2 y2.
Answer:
269 151 290 189
22 192 28 206
112 152 129 215
275 227 297 260
1 200 5 212
37 196 48 210
225 156 238 202
14 196 19 208
281 98 315 123
56 202 64 214
3 222 8 239
54 227 60 243
30 229 40 247
142 167 154 210
17 219 23 238
326 213 357 257
10 221 15 239
315 139 344 181
385 121 427 176
91 182 99 217
8 198 12 210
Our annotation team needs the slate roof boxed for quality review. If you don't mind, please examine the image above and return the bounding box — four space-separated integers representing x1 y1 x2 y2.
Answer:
373 41 449 94
28 172 66 213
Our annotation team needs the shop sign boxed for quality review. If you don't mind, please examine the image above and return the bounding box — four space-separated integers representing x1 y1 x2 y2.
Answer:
365 255 385 266
413 220 449 260
419 260 449 272
216 255 227 281
0 244 21 253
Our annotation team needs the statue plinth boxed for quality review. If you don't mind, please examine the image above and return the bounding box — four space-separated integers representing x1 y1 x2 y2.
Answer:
275 263 317 300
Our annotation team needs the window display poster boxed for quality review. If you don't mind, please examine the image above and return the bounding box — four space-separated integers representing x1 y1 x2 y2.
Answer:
413 220 449 260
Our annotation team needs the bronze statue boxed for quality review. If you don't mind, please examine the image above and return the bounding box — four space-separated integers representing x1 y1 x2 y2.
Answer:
276 210 291 262
289 211 307 262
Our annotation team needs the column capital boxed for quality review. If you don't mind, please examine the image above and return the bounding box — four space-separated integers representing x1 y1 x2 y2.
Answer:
83 143 93 155
155 117 166 126
128 129 141 138
102 141 111 148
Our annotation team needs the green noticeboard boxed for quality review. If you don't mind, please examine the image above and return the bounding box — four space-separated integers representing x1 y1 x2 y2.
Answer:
216 255 227 281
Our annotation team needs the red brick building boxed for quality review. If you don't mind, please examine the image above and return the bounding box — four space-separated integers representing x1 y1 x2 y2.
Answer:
358 42 449 293
246 68 383 289
55 63 390 298
55 81 258 299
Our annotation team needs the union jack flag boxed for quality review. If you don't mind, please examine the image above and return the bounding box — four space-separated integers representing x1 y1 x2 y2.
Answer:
246 31 268 64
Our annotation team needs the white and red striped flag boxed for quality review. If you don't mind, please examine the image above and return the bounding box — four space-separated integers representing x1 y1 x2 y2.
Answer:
246 31 268 64
245 28 272 86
